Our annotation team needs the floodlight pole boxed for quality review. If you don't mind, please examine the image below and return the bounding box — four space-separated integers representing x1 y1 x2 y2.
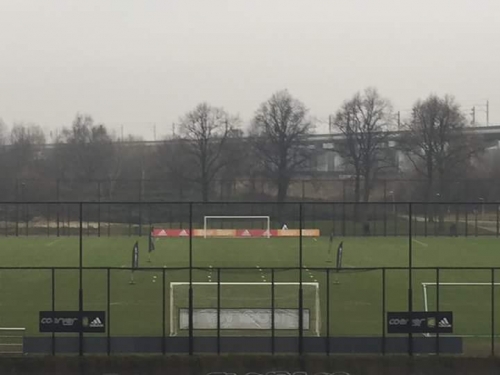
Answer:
79 202 84 356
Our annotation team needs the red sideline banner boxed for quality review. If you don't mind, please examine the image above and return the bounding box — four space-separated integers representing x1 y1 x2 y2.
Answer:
236 229 274 237
152 229 190 237
152 229 320 238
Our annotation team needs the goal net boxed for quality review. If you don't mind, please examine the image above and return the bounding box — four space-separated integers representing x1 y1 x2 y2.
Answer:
170 282 320 336
203 216 271 238
422 282 500 337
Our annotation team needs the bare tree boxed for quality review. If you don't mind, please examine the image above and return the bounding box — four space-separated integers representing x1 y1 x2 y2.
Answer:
250 90 314 203
0 118 8 146
333 88 393 202
59 114 115 181
9 123 46 178
172 103 241 201
399 95 481 202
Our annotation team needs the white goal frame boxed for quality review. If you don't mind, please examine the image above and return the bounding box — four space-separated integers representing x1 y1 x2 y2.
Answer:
170 282 320 336
203 216 271 238
422 282 500 337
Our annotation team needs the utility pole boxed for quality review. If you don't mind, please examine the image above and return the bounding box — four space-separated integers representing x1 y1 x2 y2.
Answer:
153 123 156 141
471 107 476 126
328 115 333 133
397 111 401 130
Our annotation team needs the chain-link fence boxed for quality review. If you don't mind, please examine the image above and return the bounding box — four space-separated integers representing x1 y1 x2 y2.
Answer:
0 201 499 356
3 178 500 202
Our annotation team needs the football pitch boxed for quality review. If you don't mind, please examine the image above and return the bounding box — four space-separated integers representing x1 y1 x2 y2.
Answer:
0 235 500 354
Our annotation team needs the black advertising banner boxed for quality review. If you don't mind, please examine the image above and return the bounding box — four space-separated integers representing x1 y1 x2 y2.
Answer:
387 311 453 334
39 311 105 333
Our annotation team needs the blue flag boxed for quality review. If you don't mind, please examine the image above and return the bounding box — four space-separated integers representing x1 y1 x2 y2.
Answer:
132 241 139 269
336 241 343 269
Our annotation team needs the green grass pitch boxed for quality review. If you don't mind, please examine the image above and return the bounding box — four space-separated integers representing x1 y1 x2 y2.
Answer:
0 235 500 354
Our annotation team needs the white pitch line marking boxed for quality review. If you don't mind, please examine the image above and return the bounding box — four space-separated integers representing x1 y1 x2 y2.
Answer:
412 239 428 247
46 238 62 247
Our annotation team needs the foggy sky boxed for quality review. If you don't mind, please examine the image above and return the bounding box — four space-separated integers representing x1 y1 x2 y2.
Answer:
0 0 499 140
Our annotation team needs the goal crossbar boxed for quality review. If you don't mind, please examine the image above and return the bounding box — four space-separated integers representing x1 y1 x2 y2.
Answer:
203 216 271 238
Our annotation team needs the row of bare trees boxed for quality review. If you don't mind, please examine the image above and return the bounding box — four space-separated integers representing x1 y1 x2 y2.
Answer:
0 89 494 202
333 89 484 203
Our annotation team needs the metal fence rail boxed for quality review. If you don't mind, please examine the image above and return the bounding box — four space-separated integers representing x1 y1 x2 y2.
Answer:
0 201 498 238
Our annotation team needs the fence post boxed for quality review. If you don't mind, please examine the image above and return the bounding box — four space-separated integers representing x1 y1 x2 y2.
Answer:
497 204 500 238
331 203 336 237
162 268 166 355
436 268 440 355
217 267 221 355
465 209 469 237
15 202 19 237
4 204 8 237
271 268 275 355
47 204 50 237
342 203 346 237
475 208 478 237
382 268 386 355
25 203 29 236
326 268 330 355
56 201 59 237
107 268 111 355
298 203 304 355
492 268 495 357
66 205 70 237
107 204 111 237
139 203 143 237
188 202 193 356
97 181 101 238
424 203 428 237
408 202 413 356
128 205 132 236
383 184 388 236
51 268 55 356
394 203 398 236
78 202 84 356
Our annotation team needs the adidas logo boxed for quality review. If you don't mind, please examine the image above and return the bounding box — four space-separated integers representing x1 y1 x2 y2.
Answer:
89 317 104 328
158 229 167 236
438 317 451 328
179 229 188 236
242 230 251 237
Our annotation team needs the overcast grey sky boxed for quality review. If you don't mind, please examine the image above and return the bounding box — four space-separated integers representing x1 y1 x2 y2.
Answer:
0 0 499 140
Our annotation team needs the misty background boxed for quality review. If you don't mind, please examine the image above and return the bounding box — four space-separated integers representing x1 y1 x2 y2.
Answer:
1 0 499 140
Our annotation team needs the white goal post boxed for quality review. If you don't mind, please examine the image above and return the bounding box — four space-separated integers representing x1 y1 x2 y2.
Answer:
170 282 320 336
203 216 271 238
